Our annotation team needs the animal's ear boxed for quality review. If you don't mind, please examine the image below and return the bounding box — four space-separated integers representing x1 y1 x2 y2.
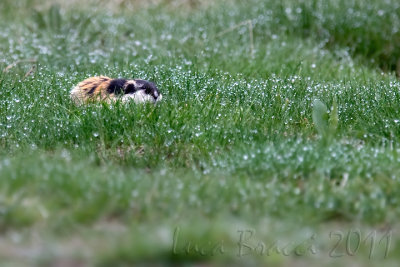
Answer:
125 83 136 94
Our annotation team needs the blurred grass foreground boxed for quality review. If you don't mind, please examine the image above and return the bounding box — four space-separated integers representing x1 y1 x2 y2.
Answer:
1 0 400 266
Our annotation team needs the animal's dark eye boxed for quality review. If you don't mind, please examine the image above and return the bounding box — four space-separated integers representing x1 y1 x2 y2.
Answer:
125 84 136 94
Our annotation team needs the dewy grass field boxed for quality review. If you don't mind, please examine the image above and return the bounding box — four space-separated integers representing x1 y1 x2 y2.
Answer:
1 0 400 265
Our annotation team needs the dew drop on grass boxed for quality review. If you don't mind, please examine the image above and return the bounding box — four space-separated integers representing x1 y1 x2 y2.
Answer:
294 188 301 195
131 190 138 198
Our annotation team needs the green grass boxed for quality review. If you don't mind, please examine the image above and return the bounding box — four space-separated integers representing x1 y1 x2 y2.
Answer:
1 0 400 265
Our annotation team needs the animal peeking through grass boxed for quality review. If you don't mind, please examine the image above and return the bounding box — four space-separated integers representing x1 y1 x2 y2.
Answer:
70 76 162 105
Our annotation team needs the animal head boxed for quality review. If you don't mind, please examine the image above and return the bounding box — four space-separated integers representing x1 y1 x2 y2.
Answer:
122 79 162 104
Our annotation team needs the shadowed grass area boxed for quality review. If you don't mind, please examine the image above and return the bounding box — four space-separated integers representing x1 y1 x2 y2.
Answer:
1 150 399 265
1 0 400 265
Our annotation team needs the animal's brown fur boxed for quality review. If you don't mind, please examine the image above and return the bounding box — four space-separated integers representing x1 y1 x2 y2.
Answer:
70 76 113 104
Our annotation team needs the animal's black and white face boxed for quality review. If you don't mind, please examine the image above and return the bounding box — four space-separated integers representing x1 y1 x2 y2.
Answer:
122 79 162 104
